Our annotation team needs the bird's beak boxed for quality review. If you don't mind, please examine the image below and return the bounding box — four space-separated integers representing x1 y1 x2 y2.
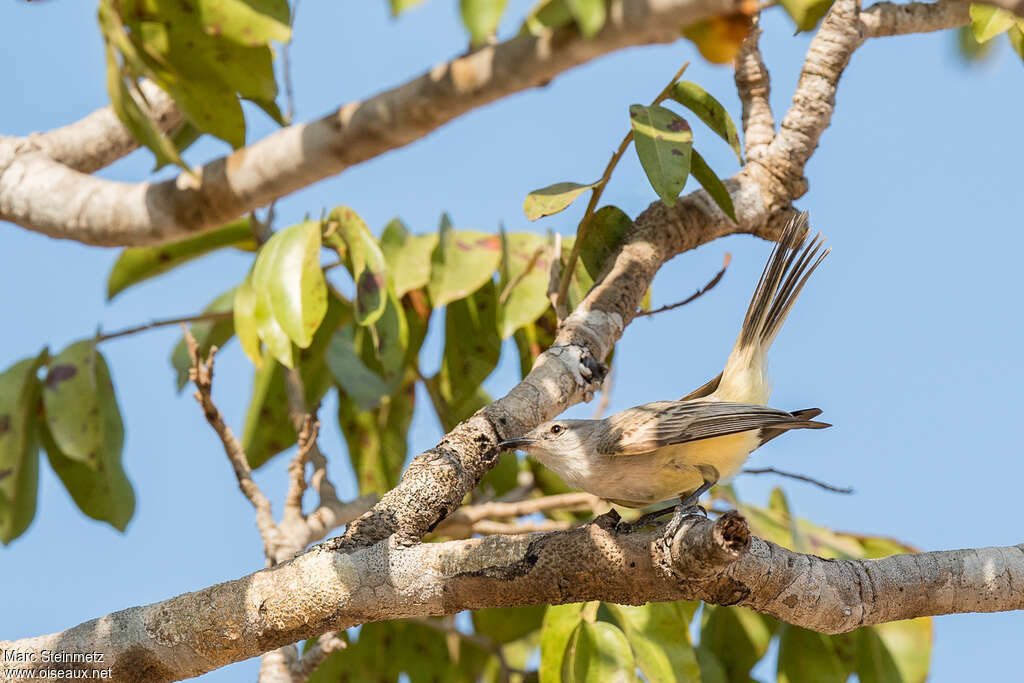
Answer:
497 437 536 451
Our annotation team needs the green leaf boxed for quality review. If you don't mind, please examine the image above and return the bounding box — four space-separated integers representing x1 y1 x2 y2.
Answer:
970 3 1016 42
195 0 292 46
326 326 391 411
380 218 438 298
579 205 632 280
436 279 501 420
566 0 606 38
473 606 545 645
523 181 597 221
540 603 586 683
337 379 415 494
695 645 727 683
427 214 502 308
171 289 236 392
391 0 427 16
700 606 777 682
957 25 997 61
671 81 742 163
522 0 573 35
41 353 134 532
857 619 932 683
260 220 328 347
42 342 104 468
328 207 388 326
779 0 835 32
360 287 411 391
0 351 47 545
242 295 347 468
497 231 551 339
777 624 849 683
460 0 508 45
572 620 637 682
234 270 263 365
107 219 254 300
1009 23 1024 58
608 602 701 683
690 149 736 222
629 104 693 207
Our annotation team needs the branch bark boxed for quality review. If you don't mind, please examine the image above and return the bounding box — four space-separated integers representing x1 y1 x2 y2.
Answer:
0 0 744 247
3 513 1021 681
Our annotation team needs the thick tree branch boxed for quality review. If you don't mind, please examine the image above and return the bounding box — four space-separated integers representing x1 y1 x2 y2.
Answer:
4 513 1021 681
0 0 745 247
734 17 774 162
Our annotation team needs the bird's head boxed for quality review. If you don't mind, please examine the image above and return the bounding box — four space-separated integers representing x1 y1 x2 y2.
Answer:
497 420 597 461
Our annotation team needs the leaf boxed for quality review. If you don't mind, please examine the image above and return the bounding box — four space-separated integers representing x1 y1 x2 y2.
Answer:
0 351 47 545
360 287 411 390
539 603 585 683
629 104 693 207
391 0 427 16
497 231 550 339
473 605 546 645
460 0 509 46
522 0 573 35
778 0 835 32
171 289 236 392
857 619 932 683
695 645 728 683
242 295 347 468
970 3 1016 42
566 0 605 38
262 221 328 347
572 620 637 682
337 379 415 494
682 14 753 63
436 279 501 419
777 624 849 683
107 218 254 300
700 606 778 682
672 81 742 163
579 205 632 279
41 353 134 532
326 326 391 411
195 0 292 46
1009 21 1024 59
427 214 502 308
523 181 597 221
380 218 438 297
608 602 701 683
234 270 263 365
42 341 103 468
690 149 737 221
328 207 388 326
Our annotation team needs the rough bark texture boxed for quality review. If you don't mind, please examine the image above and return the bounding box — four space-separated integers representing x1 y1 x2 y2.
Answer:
4 514 1022 681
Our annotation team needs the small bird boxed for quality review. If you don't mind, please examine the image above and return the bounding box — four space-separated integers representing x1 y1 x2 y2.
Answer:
498 212 830 524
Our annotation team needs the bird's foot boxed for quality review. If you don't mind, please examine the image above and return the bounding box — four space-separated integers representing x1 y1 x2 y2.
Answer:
662 504 707 546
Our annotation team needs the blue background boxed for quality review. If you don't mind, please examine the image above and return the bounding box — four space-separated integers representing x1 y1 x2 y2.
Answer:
2 0 1022 679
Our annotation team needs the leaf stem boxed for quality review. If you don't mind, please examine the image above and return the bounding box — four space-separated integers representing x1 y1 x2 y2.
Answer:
95 311 233 343
554 62 689 319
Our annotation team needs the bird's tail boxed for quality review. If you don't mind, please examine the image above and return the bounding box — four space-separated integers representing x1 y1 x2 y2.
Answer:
714 212 829 404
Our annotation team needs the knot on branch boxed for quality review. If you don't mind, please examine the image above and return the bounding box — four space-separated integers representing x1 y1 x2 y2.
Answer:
659 510 751 585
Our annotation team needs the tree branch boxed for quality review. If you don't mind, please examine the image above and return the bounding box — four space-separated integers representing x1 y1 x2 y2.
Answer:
4 513 1021 681
0 0 745 247
733 16 774 162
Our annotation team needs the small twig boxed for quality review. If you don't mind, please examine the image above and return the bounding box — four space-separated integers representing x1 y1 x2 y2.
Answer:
546 232 563 312
636 252 731 318
554 62 690 319
293 630 346 681
284 414 321 523
281 0 300 124
95 311 231 343
185 330 281 559
741 466 853 495
499 246 545 305
282 368 343 515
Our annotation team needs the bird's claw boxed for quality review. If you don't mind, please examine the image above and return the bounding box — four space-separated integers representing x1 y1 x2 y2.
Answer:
662 504 707 546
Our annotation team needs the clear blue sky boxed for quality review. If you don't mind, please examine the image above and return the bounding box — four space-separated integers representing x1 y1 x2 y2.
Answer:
2 1 1022 680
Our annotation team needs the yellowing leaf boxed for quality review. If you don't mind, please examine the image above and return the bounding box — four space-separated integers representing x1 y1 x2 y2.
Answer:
566 0 605 38
629 104 693 207
196 0 292 46
461 0 508 45
107 218 255 299
328 207 388 326
234 271 263 365
522 0 573 35
427 214 502 308
497 231 550 339
779 0 835 32
1008 23 1024 58
571 621 637 683
523 181 597 221
539 603 585 683
970 3 1015 42
683 13 753 63
858 619 932 683
380 218 437 297
262 221 327 347
672 81 743 163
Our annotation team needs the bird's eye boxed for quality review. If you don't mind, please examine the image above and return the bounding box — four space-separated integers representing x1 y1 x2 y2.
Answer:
550 424 562 435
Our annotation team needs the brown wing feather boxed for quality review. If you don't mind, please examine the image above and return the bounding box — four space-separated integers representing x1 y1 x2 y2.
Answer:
599 400 827 455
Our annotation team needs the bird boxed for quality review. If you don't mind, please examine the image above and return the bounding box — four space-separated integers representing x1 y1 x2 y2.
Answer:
497 212 830 529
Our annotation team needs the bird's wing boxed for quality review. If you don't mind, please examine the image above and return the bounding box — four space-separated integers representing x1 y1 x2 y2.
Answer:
597 400 817 455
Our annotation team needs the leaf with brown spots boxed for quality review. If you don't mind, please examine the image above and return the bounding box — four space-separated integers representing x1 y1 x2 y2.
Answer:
426 213 501 308
0 349 47 545
328 207 388 327
523 181 597 221
671 81 743 163
629 104 693 207
497 230 550 339
42 341 103 469
379 218 437 298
